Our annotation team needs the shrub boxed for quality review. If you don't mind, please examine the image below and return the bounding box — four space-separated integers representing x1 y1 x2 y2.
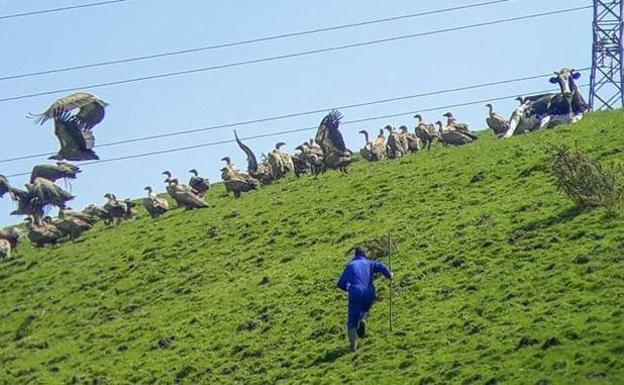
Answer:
549 145 624 213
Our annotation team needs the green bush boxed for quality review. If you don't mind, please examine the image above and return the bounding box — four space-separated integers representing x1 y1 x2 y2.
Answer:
549 145 624 213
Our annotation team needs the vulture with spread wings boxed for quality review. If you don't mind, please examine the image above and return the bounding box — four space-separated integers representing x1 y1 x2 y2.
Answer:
314 110 353 173
30 92 108 130
29 93 108 161
30 162 81 183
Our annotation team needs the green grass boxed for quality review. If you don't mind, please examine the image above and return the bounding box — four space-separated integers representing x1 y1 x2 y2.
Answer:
1 110 624 385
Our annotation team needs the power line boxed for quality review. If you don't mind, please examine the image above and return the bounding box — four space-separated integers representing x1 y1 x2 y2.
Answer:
0 0 130 21
0 68 590 165
0 0 512 82
0 5 591 103
4 84 588 179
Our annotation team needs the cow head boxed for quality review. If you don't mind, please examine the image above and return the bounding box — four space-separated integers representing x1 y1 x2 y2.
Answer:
549 68 580 96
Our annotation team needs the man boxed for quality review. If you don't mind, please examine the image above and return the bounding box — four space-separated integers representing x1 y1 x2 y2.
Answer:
337 247 393 352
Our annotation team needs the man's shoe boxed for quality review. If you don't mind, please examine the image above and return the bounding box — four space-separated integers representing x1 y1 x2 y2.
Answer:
357 320 366 338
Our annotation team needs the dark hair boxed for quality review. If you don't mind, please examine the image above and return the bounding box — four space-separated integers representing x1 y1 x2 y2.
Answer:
354 246 366 256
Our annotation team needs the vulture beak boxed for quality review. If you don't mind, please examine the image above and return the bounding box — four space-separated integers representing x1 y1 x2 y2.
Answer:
220 157 231 165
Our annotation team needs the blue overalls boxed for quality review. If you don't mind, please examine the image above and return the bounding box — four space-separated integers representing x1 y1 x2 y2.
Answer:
337 251 392 329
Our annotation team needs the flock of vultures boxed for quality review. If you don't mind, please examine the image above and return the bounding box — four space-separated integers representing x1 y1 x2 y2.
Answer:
0 68 588 258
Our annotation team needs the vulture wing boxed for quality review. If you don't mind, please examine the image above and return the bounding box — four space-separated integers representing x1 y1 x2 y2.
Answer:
315 110 346 152
234 130 259 174
29 177 74 208
30 164 79 183
51 114 99 161
29 93 108 127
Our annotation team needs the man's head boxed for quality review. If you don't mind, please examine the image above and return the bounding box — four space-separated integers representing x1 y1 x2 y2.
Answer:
354 246 366 257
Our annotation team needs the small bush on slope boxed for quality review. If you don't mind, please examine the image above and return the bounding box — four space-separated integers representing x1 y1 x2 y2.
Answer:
549 144 624 213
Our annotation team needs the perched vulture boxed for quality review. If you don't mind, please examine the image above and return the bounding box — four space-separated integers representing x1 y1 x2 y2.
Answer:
52 215 92 240
24 217 64 247
188 169 210 196
103 193 128 225
143 186 169 219
384 125 406 159
414 114 437 151
314 110 353 172
485 104 510 136
30 162 81 183
358 130 384 162
164 178 209 209
29 92 108 131
219 157 258 198
435 121 474 147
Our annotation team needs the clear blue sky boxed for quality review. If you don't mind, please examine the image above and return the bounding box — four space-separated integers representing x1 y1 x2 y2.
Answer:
0 0 592 226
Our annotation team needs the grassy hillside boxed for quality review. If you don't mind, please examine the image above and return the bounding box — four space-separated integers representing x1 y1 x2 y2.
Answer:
1 111 624 385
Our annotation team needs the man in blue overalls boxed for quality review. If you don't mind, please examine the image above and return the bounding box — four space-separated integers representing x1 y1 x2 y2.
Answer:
337 247 393 352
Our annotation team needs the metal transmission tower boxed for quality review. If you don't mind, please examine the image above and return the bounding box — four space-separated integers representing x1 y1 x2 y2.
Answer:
589 0 624 110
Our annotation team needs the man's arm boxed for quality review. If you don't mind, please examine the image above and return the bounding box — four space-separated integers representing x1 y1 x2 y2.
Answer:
373 261 393 280
337 266 351 291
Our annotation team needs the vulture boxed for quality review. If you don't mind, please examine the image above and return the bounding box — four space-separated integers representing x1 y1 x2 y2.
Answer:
29 92 108 131
48 112 99 161
0 174 10 198
143 186 169 219
443 112 471 133
443 112 479 141
399 125 421 153
123 199 136 220
293 144 323 177
59 207 98 225
30 161 81 183
436 121 474 147
485 103 510 136
358 130 384 162
414 114 437 150
164 178 209 209
267 151 284 180
234 132 273 185
0 227 20 259
273 142 295 177
314 110 353 173
9 178 74 224
384 125 406 159
24 217 63 247
81 204 110 223
103 193 128 225
219 157 258 198
188 169 210 196
52 215 92 240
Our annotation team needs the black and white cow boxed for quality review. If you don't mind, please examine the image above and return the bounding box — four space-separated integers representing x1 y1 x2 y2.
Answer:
505 68 588 137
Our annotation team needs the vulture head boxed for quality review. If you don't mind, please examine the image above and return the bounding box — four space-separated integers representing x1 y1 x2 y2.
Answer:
383 125 394 133
162 170 172 179
144 186 153 194
414 114 423 122
189 169 199 176
399 125 409 133
275 142 286 150
221 157 232 166
295 145 304 153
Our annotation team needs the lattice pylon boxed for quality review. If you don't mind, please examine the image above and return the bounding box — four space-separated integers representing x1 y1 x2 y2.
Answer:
589 0 624 110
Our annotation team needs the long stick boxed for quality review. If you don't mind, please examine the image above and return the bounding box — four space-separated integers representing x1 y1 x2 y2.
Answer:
388 234 393 333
